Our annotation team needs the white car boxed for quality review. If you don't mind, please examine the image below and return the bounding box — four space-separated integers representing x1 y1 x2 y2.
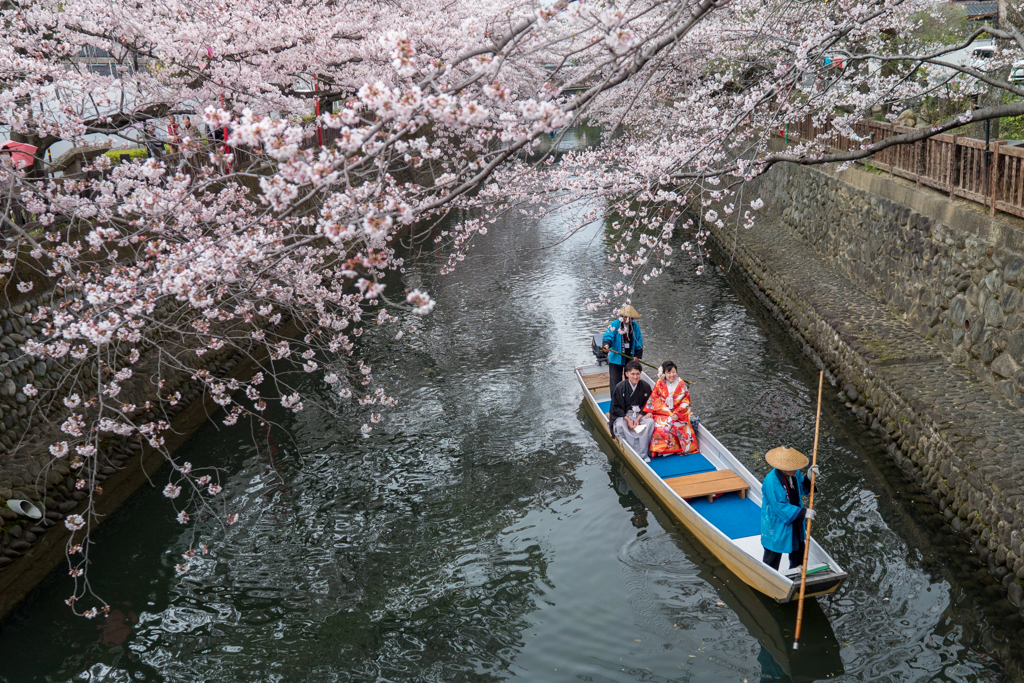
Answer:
1010 60 1024 83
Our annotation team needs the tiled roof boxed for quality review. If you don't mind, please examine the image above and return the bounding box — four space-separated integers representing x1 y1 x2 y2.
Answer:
957 1 998 16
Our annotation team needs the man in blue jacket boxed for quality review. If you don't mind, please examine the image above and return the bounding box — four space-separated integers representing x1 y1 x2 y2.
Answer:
760 446 819 572
601 304 643 390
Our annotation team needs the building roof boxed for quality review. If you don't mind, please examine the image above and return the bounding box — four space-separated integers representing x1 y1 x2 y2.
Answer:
957 1 998 17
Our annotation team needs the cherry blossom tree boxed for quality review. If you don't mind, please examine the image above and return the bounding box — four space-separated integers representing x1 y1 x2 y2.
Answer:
1 0 1021 614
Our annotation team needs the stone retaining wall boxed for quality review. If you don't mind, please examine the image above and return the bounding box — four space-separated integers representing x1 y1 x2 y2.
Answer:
761 163 1024 406
704 160 1024 622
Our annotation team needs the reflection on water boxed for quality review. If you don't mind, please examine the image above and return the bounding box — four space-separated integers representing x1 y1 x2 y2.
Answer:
0 163 1020 682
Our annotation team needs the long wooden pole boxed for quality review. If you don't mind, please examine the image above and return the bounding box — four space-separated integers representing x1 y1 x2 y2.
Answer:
602 348 693 384
607 349 659 372
793 370 824 650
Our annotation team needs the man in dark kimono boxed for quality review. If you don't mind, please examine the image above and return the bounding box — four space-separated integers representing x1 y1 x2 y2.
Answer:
609 361 654 459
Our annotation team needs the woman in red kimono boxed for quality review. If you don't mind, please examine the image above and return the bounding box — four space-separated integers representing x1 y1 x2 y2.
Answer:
644 361 699 456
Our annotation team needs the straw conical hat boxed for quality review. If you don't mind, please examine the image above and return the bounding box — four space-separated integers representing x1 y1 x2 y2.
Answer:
765 446 809 471
620 304 641 319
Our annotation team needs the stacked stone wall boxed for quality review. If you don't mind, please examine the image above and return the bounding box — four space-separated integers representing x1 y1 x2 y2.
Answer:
754 164 1024 405
704 161 1024 621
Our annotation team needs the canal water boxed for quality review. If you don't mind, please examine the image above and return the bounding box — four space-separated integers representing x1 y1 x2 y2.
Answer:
1 130 1022 681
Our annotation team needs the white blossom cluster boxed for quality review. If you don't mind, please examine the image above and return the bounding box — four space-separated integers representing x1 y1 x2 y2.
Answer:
2 0 1020 617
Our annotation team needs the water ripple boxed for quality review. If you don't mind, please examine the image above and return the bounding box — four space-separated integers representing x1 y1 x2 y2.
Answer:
0 154 1018 682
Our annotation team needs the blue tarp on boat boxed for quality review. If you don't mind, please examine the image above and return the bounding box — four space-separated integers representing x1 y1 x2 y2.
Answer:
689 492 762 539
648 453 716 478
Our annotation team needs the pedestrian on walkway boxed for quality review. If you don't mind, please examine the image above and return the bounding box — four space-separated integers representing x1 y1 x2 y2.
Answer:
166 115 181 153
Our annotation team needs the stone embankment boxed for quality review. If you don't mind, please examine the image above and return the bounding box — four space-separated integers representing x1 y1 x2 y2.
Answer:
704 158 1024 622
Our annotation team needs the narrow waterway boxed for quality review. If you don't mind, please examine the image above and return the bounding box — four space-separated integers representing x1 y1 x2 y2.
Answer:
0 130 1021 681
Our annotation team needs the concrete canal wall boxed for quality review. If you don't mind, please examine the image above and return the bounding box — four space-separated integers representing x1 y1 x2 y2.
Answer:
706 158 1024 621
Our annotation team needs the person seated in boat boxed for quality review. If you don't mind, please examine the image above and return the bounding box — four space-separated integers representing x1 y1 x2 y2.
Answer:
601 304 643 391
643 361 699 458
760 446 820 572
609 360 655 457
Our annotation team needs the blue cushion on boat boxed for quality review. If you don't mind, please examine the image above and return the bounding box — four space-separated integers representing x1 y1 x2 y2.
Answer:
688 492 762 540
648 453 716 478
597 400 611 414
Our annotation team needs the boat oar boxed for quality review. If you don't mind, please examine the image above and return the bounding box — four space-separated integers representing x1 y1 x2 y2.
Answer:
603 347 693 384
793 370 824 650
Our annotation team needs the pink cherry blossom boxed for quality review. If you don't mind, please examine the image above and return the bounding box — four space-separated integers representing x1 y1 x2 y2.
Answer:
4 0 1015 617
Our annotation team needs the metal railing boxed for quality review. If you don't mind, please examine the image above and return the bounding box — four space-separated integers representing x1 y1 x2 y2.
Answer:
784 117 1024 219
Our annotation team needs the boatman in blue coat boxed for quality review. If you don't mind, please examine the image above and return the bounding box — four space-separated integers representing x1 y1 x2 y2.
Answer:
601 304 643 391
760 446 819 572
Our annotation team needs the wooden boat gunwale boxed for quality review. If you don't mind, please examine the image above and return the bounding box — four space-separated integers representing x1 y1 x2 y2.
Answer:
575 363 848 603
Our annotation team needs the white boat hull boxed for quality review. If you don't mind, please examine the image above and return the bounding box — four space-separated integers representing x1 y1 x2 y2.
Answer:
576 363 847 603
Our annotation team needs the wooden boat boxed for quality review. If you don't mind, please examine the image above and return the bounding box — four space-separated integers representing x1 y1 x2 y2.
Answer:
576 363 848 603
589 421 845 681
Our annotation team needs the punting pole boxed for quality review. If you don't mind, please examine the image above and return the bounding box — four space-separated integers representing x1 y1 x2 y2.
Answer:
793 370 824 650
603 349 693 384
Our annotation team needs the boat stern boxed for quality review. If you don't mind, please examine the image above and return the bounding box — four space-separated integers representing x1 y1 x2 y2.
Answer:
779 569 849 603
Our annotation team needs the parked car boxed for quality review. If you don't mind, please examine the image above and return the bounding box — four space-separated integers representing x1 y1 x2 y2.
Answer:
970 44 994 60
1010 60 1024 84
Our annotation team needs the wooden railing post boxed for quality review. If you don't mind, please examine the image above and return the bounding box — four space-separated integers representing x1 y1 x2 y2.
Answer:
949 134 959 199
991 140 1003 216
915 139 924 187
888 122 896 178
889 134 895 178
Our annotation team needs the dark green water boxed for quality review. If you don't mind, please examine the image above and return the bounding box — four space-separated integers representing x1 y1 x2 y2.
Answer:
0 131 1021 681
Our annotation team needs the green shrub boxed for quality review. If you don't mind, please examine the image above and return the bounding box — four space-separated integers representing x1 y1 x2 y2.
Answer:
1001 114 1024 141
1000 92 1024 141
104 148 150 163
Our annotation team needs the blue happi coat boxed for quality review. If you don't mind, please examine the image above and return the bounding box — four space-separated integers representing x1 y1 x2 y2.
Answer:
601 318 643 366
760 469 811 554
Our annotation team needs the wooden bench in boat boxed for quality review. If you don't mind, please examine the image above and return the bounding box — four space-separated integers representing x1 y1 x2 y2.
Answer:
665 469 749 503
582 373 609 392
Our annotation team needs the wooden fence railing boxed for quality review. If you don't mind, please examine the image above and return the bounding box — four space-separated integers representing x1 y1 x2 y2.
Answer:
783 117 1024 220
